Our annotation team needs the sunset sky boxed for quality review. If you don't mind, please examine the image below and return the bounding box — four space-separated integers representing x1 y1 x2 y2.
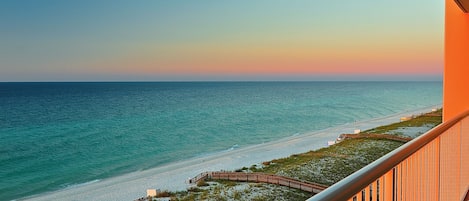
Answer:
0 0 444 81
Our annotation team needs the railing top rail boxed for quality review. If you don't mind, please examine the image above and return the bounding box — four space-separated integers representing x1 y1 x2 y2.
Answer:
308 110 469 201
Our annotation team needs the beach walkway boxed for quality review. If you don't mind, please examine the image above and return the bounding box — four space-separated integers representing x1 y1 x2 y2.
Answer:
189 171 328 194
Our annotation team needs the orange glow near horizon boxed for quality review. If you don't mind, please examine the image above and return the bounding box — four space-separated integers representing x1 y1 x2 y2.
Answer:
0 1 444 81
90 38 443 77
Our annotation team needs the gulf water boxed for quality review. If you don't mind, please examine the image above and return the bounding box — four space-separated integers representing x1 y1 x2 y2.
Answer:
0 82 442 200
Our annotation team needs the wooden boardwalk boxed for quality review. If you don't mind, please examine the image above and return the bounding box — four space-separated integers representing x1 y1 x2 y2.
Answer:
189 171 328 194
339 133 412 142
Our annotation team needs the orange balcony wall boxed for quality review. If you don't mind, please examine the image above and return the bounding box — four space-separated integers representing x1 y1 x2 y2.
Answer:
444 0 469 121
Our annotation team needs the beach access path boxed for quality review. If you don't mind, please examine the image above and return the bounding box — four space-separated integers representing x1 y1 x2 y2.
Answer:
189 171 328 194
23 105 440 201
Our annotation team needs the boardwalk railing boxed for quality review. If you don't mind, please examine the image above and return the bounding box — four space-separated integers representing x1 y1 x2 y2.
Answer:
339 133 413 143
308 110 469 201
190 171 328 194
188 172 210 184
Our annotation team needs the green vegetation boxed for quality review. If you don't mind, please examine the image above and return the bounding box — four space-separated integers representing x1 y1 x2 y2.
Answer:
362 109 442 136
215 180 238 187
261 138 403 185
159 109 443 201
170 183 311 201
155 191 171 198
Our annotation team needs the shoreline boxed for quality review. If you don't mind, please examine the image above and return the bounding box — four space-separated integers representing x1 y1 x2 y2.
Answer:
22 105 441 201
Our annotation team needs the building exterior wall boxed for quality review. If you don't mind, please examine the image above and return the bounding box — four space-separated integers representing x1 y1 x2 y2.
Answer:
444 0 469 121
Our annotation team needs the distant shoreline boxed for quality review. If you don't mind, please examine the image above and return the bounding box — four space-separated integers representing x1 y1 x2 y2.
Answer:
23 104 441 201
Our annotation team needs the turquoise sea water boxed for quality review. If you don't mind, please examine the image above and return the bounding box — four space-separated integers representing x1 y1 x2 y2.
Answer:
0 82 442 200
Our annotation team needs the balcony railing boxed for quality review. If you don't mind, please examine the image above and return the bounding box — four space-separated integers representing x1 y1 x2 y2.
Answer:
307 110 469 201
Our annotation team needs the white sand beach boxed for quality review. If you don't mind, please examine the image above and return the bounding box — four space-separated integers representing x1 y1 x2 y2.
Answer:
23 105 440 201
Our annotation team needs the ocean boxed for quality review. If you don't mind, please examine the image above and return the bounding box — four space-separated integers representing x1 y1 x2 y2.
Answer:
0 82 442 201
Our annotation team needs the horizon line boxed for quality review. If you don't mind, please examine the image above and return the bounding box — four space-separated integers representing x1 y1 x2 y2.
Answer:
0 80 444 83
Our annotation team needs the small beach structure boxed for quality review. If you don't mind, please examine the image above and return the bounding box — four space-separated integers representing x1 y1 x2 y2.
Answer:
400 116 412 121
353 129 361 134
146 189 157 197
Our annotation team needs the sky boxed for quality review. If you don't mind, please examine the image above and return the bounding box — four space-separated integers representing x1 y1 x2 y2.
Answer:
0 0 444 81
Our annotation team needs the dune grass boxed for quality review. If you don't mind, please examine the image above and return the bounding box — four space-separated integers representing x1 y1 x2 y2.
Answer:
161 109 442 201
362 109 442 135
259 138 404 185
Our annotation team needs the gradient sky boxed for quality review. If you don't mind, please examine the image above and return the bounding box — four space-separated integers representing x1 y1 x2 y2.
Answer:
0 0 444 81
